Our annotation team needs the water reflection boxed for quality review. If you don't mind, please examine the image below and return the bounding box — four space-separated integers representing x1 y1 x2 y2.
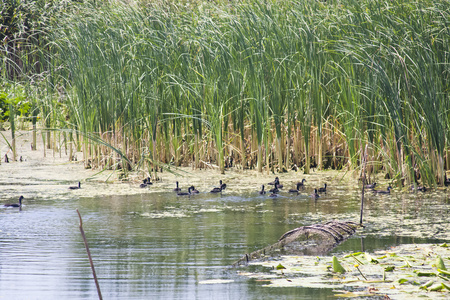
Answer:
0 187 448 299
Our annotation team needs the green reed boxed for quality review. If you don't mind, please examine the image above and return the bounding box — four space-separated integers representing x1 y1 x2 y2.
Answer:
2 0 449 185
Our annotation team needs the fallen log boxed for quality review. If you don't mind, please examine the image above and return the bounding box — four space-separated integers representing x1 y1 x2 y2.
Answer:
233 220 361 266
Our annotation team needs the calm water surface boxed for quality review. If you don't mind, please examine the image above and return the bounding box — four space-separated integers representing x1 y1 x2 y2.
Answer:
1 185 448 299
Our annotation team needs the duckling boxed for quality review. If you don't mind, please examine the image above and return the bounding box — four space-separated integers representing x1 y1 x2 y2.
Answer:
173 181 181 192
219 180 227 190
417 186 427 192
268 177 279 185
210 186 222 193
4 196 24 207
365 182 377 189
318 183 327 193
69 182 81 190
259 185 266 195
444 174 450 186
189 186 200 194
410 185 427 192
289 182 303 194
373 186 392 194
297 178 306 186
177 186 192 196
140 177 151 188
269 186 280 193
311 189 320 199
274 177 283 189
210 180 225 193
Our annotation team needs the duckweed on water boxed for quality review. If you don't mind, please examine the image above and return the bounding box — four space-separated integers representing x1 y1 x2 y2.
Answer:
238 243 450 299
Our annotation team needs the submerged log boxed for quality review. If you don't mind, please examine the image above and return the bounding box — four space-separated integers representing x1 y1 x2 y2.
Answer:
233 220 360 266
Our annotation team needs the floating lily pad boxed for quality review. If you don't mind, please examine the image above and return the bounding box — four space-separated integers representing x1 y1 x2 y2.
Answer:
237 243 450 299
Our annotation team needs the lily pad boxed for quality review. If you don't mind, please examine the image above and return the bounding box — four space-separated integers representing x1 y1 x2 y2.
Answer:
237 243 450 299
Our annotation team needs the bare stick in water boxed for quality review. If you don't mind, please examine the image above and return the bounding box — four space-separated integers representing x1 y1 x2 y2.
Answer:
360 145 368 226
77 209 103 300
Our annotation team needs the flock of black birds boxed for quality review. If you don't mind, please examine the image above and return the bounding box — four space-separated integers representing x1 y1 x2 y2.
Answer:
5 171 438 209
172 180 227 196
259 177 324 199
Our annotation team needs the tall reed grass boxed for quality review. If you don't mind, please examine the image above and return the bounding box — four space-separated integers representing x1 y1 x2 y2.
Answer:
2 0 449 186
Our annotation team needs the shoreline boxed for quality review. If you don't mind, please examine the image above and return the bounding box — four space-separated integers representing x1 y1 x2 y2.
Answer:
1 129 357 200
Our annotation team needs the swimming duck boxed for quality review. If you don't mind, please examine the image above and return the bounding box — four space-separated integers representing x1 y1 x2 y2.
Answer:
311 189 320 199
173 181 181 192
259 185 266 195
318 183 327 193
365 182 377 189
189 186 200 194
4 196 24 207
177 186 192 196
373 186 392 194
69 182 81 190
289 182 303 193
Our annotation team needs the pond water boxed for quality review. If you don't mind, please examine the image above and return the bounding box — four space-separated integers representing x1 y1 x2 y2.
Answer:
1 184 449 299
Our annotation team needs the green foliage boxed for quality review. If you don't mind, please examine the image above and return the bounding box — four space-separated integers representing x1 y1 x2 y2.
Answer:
0 84 31 121
2 0 450 180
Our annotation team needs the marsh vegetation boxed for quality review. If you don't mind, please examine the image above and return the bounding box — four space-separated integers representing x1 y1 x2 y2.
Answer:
2 0 450 188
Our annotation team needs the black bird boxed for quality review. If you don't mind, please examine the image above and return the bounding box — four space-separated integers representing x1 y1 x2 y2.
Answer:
269 186 280 193
289 182 303 193
417 186 427 192
4 196 24 208
275 177 283 189
4 154 9 163
189 186 200 194
140 177 151 188
268 177 283 188
311 189 320 199
210 186 222 193
411 185 427 192
210 180 225 193
297 178 306 186
69 182 81 190
373 186 392 194
268 177 279 185
219 180 227 190
177 186 192 196
259 185 266 195
365 182 377 189
444 175 450 186
173 181 182 192
318 183 327 193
